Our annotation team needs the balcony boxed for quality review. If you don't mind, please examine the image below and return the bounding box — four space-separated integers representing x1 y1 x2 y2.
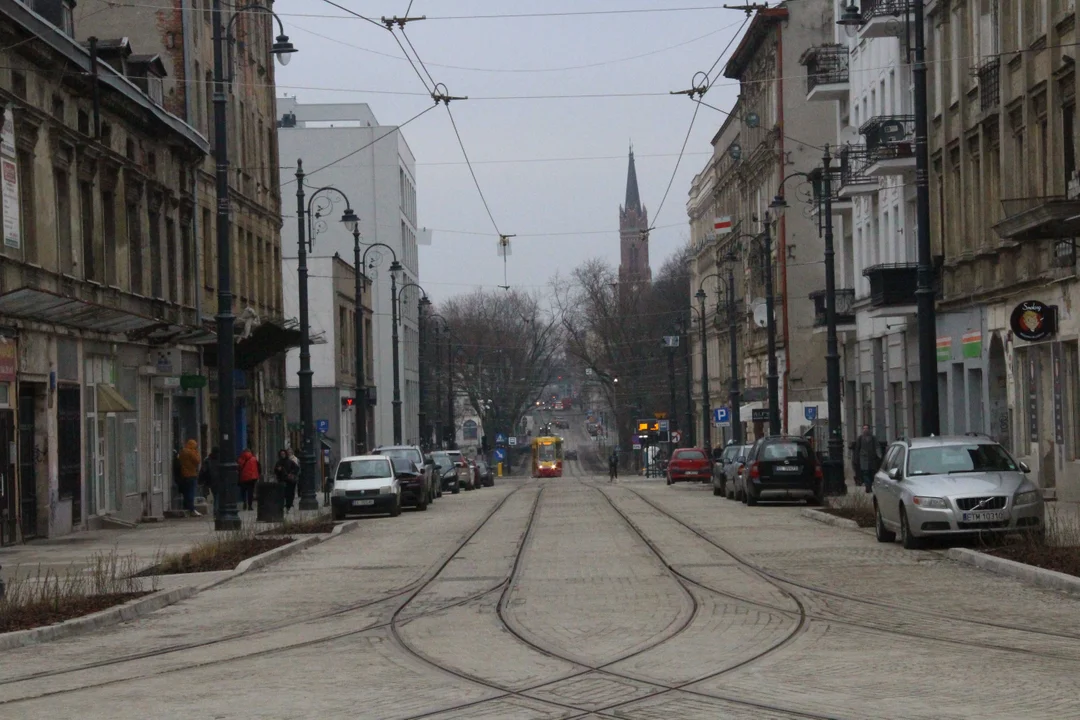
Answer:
837 145 878 197
809 288 856 332
808 166 853 226
801 44 849 103
863 263 918 314
992 196 1080 243
976 58 1000 113
859 115 916 177
850 0 914 40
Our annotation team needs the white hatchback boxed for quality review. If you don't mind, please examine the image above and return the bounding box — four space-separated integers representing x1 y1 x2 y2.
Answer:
330 455 402 520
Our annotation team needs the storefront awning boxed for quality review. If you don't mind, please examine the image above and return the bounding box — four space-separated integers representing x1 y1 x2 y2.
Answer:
97 383 136 412
0 287 210 344
200 318 313 370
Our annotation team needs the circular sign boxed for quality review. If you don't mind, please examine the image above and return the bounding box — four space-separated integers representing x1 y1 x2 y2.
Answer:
671 431 682 444
1010 300 1056 342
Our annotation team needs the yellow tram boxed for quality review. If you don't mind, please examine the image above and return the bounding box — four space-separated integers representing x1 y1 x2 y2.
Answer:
531 436 564 478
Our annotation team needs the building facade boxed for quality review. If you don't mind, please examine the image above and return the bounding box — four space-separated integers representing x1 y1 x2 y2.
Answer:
687 2 835 447
0 0 211 543
76 0 291 482
281 255 373 463
277 99 422 448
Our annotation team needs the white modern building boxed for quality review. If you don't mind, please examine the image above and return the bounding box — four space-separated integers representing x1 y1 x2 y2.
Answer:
277 99 422 448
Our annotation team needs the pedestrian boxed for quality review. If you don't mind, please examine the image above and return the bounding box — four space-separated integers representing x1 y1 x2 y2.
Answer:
274 449 299 511
200 447 221 505
237 447 261 511
177 439 202 516
608 449 618 483
852 425 882 493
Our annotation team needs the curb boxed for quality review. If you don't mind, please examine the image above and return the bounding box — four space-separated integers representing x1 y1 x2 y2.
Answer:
945 548 1080 595
800 507 862 530
0 520 361 650
0 586 197 651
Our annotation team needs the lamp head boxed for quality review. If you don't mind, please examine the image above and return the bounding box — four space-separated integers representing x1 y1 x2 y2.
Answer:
837 3 861 37
341 207 360 233
770 194 788 210
271 34 297 65
419 294 432 308
695 288 707 301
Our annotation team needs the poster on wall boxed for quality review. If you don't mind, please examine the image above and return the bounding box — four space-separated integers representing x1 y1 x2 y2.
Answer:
0 338 16 382
2 157 19 250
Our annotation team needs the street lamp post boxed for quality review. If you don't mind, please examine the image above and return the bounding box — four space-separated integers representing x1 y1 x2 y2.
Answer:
294 177 359 511
398 282 431 447
390 271 402 444
695 288 710 452
839 0 937 435
724 256 743 445
358 242 400 451
760 214 781 436
665 335 676 448
210 1 295 530
677 318 693 447
352 225 365 454
428 313 449 448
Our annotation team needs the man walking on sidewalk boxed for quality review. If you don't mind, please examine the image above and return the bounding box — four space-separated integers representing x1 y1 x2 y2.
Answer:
177 439 202 516
852 425 882 494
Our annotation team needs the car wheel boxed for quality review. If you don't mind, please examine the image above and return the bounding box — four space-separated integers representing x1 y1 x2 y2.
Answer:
727 485 735 500
746 488 758 506
451 485 460 495
874 500 896 543
417 494 428 511
899 506 921 549
390 496 402 517
808 482 825 506
713 484 722 496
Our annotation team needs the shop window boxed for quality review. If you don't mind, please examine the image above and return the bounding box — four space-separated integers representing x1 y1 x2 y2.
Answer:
1065 342 1080 460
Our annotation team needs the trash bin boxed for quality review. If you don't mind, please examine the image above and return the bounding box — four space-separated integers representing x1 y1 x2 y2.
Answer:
256 481 285 522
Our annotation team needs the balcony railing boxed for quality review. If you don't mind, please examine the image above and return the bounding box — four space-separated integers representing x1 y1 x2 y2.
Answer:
808 288 855 328
858 0 912 21
862 263 919 308
993 195 1080 242
977 58 1000 112
803 44 849 95
859 114 915 163
839 145 874 188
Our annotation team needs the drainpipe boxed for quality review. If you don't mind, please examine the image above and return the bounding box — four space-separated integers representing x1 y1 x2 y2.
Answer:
775 22 791 434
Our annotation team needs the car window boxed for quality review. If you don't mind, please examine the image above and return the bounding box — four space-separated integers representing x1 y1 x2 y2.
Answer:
906 443 1017 475
881 445 900 474
390 458 418 474
337 458 391 480
761 442 811 461
431 453 453 470
675 449 706 461
379 448 422 465
721 447 739 462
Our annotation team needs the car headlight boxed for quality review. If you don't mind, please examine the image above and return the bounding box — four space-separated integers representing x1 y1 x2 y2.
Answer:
331 487 346 497
1014 489 1041 506
912 496 947 509
380 485 394 495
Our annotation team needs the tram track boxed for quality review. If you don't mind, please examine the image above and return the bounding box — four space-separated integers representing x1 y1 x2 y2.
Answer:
0 481 538 706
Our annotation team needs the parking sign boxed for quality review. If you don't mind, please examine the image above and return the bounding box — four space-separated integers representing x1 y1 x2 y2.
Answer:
712 407 730 426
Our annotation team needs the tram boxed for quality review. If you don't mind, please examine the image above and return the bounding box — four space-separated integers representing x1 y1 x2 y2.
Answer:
531 436 564 478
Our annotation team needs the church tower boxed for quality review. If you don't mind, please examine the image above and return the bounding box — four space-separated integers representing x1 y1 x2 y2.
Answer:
619 145 651 285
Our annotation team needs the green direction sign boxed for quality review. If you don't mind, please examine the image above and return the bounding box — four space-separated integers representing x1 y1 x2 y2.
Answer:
180 374 208 390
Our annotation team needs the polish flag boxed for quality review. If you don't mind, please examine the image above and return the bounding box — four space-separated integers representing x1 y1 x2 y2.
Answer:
714 216 732 234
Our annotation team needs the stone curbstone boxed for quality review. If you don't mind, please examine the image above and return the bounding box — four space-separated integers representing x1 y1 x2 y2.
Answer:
1 521 360 649
945 547 1080 595
0 585 197 651
800 507 861 530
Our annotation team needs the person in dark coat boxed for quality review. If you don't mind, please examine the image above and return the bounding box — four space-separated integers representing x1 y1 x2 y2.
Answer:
852 425 882 493
199 447 221 504
274 449 300 511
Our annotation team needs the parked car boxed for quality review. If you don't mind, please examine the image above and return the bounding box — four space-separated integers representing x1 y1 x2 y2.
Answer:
431 451 460 494
712 443 751 497
389 457 429 511
565 449 579 461
666 448 712 484
447 450 474 490
738 436 824 506
374 445 438 503
872 436 1044 549
330 455 402 519
474 458 495 487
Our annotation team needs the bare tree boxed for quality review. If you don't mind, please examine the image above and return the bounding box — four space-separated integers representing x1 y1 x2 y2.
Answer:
440 289 561 447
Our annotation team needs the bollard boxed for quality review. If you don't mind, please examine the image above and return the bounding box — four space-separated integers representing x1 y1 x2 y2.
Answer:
497 462 503 477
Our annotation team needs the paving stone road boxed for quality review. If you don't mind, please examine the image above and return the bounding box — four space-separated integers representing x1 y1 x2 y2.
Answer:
2 464 1080 720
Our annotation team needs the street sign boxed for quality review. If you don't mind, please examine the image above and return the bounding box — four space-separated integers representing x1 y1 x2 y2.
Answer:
662 335 680 348
495 432 508 445
659 420 670 431
804 406 818 421
493 448 507 463
713 407 730 425
632 442 642 450
508 436 518 446
752 409 770 422
315 419 329 434
671 431 682 444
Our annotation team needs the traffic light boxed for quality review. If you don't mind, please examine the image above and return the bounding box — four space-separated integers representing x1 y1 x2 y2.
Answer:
341 397 355 409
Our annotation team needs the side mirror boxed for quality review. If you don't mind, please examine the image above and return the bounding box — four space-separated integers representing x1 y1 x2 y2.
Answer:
1019 461 1030 473
888 467 900 480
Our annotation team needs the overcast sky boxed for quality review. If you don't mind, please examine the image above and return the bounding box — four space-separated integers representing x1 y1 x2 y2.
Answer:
277 0 746 303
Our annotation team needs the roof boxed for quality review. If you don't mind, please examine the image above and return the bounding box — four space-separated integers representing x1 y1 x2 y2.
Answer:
901 435 997 448
723 7 788 80
624 144 642 213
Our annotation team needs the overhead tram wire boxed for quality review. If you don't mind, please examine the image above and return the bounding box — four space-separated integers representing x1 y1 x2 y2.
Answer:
418 6 738 20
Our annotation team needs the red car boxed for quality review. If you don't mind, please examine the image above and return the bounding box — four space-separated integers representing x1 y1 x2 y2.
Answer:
667 448 712 485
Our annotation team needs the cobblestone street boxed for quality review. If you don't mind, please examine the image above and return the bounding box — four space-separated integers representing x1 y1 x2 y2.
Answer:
3 466 1079 719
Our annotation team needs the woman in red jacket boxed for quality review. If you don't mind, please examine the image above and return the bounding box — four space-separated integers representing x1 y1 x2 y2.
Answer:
237 448 261 511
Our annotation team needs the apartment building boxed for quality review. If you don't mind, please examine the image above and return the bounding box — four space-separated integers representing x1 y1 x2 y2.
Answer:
0 0 210 543
76 0 291 473
686 1 835 446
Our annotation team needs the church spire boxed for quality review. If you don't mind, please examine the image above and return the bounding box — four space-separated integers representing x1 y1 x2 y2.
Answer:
624 142 642 213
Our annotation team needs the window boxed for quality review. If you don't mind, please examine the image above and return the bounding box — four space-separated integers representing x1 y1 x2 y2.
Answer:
80 180 97 282
1015 0 1025 49
17 149 35 262
246 231 256 302
149 205 162 298
933 22 943 113
181 218 194 305
1065 104 1077 186
55 169 73 274
950 5 961 104
1065 342 1080 459
907 444 1017 475
339 306 349 372
102 189 116 286
205 72 214 150
11 72 26 100
128 202 143 294
202 207 213 286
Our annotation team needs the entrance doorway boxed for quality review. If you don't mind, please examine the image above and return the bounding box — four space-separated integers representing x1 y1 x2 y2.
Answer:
58 386 82 525
18 388 36 539
0 409 15 545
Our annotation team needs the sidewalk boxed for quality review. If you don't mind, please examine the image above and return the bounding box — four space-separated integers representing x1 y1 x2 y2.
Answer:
0 499 329 584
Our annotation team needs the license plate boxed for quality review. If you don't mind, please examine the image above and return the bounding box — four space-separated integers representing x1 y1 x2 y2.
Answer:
775 465 801 473
352 499 375 506
962 510 1007 522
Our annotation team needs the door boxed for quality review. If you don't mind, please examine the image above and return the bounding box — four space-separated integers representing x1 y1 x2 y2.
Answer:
0 410 15 545
877 445 902 526
18 389 36 538
58 386 82 524
152 392 166 504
